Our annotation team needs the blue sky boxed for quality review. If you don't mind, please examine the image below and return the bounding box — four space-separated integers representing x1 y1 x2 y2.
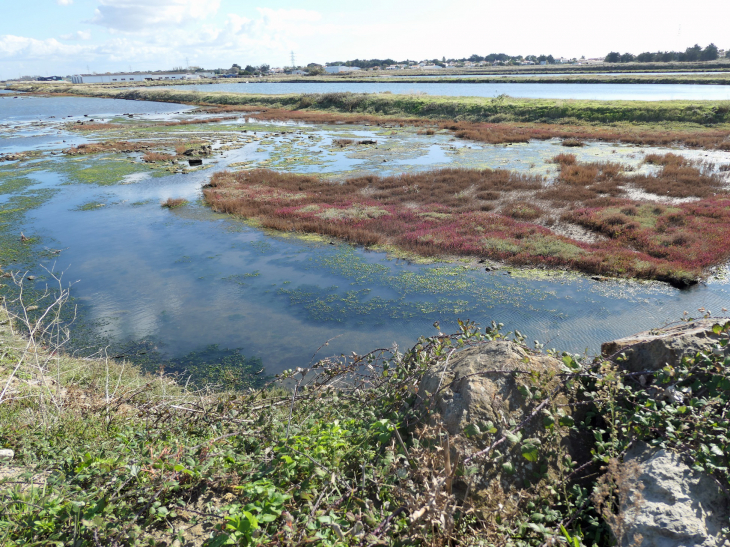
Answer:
1 0 729 78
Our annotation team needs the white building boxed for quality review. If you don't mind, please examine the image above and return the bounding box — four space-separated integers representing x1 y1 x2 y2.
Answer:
70 72 214 84
325 66 361 74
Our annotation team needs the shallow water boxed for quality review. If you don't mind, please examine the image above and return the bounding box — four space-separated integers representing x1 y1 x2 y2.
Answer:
2 95 730 378
174 81 730 101
0 94 190 122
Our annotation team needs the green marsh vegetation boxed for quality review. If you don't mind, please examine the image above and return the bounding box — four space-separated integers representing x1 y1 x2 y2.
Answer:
14 83 730 128
3 274 730 545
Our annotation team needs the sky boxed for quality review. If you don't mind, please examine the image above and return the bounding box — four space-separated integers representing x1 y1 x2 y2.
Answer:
1 0 729 79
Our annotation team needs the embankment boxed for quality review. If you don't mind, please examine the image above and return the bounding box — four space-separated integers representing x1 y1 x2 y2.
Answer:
9 83 730 125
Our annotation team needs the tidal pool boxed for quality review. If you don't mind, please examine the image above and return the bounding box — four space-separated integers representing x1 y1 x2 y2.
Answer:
2 96 730 381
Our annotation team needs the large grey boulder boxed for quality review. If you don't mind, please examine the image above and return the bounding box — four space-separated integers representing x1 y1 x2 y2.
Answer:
601 319 730 372
617 443 730 547
419 340 564 436
417 340 578 513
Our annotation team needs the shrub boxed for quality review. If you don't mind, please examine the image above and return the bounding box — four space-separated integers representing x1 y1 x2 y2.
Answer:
161 197 188 208
561 138 585 147
502 202 544 221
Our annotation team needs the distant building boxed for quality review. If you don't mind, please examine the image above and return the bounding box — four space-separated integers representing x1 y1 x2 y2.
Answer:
70 72 214 84
290 69 308 75
325 66 361 74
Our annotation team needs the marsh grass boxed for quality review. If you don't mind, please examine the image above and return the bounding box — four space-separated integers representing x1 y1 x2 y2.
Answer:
204 155 730 285
142 152 176 163
40 85 730 150
161 197 188 208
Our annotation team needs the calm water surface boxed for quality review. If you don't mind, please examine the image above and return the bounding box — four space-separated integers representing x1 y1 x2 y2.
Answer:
2 95 730 377
175 81 730 101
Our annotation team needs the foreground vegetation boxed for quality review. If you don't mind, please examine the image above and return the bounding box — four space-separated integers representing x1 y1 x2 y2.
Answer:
2 275 730 546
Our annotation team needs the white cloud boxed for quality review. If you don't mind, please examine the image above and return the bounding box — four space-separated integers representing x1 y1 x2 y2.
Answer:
0 35 89 60
88 0 221 32
57 0 73 5
60 30 92 41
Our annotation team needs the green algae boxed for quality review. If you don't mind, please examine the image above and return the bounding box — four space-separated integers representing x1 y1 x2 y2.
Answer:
55 155 166 186
75 201 107 211
0 189 58 267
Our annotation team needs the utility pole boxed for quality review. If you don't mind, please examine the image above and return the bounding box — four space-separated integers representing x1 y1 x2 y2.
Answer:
290 51 296 69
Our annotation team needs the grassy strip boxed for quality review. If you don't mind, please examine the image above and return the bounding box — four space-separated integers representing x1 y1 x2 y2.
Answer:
10 83 730 125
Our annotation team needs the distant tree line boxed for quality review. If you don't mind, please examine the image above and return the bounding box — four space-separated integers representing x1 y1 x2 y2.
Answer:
325 53 563 68
325 59 400 68
604 43 726 63
240 64 270 75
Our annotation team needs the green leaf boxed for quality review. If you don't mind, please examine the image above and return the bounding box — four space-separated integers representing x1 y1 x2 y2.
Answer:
505 431 522 444
713 323 723 335
464 423 481 438
559 416 575 427
502 462 515 475
522 447 539 462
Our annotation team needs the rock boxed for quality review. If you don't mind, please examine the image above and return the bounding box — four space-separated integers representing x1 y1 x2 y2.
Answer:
419 341 564 436
601 319 730 372
0 449 14 461
418 341 580 513
615 442 729 547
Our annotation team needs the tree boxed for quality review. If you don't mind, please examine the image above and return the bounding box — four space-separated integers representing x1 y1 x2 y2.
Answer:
306 64 325 75
546 55 555 64
620 52 635 63
604 52 621 63
684 44 702 62
636 52 654 62
701 43 719 61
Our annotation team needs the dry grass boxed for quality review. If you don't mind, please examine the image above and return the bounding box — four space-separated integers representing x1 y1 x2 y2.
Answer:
142 152 176 163
64 141 158 156
201 104 730 150
161 198 188 209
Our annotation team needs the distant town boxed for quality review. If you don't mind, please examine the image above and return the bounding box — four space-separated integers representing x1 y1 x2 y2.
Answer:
6 44 729 83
